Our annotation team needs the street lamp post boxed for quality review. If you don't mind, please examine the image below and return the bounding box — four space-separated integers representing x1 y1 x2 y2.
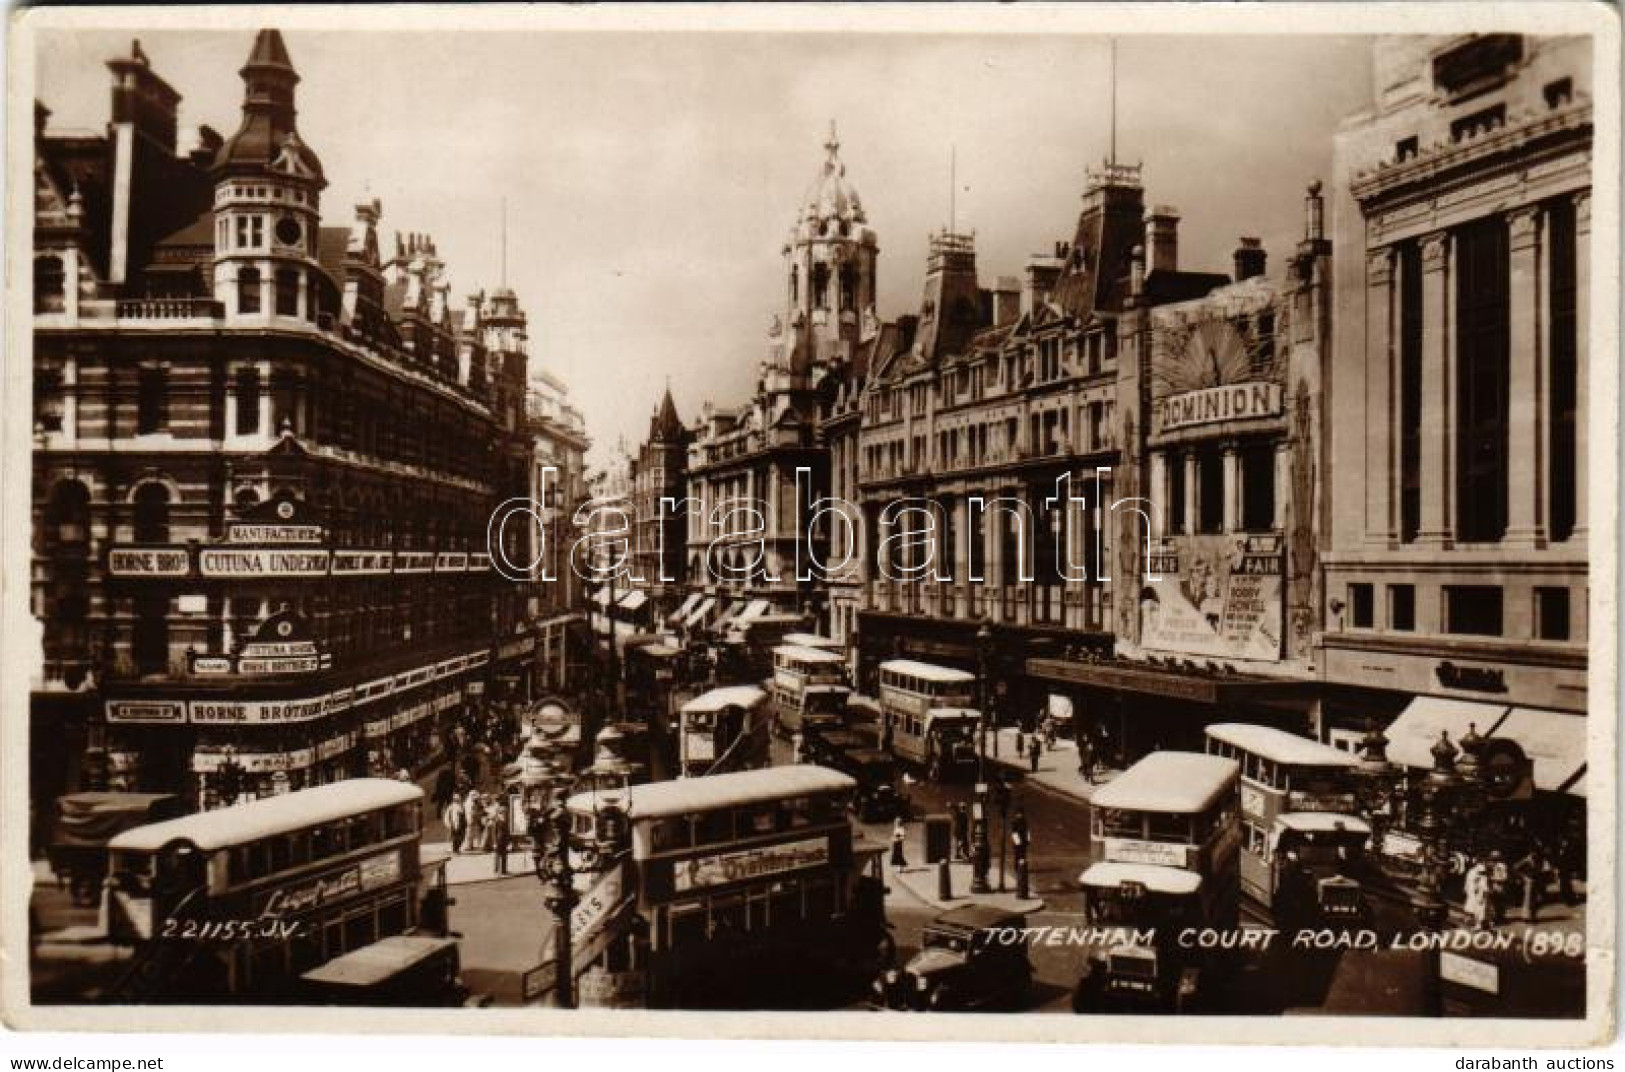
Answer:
971 621 995 895
1411 731 1462 1016
534 799 580 1008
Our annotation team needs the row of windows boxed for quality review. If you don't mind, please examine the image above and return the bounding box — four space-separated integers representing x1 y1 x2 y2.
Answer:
863 402 1115 478
1344 582 1573 641
1166 441 1277 535
617 793 848 856
1094 798 1237 845
1393 197 1579 545
223 804 417 886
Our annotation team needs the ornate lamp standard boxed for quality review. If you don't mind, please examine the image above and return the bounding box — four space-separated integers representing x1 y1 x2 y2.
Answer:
971 621 995 895
1355 718 1397 844
530 791 628 1009
1408 731 1466 1015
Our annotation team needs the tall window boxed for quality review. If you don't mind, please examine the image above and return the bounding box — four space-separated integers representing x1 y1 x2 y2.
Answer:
236 368 261 435
1197 448 1224 534
132 592 170 676
1241 442 1276 532
34 256 65 313
1547 199 1577 541
238 265 262 314
136 368 166 434
811 263 830 310
839 266 856 311
132 483 170 543
1398 242 1423 542
1169 455 1187 534
275 269 300 317
1454 217 1510 542
968 501 986 579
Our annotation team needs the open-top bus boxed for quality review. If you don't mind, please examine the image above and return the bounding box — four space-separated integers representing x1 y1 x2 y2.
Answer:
876 659 981 781
770 644 852 738
677 685 772 779
1204 723 1373 928
556 765 890 1008
1073 751 1240 1014
101 779 446 1004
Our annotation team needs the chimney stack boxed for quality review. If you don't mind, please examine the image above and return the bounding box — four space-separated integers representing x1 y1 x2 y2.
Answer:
993 276 1021 327
1304 179 1325 243
1145 206 1180 273
1129 244 1145 300
1020 254 1064 318
1233 237 1267 281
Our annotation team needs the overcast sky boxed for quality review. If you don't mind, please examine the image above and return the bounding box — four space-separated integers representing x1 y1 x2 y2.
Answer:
37 29 1374 466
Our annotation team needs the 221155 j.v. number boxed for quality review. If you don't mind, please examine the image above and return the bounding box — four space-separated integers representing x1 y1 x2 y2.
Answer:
160 917 303 941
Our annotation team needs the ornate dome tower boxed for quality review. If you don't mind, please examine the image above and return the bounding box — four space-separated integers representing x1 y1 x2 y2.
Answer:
211 29 327 323
769 121 879 381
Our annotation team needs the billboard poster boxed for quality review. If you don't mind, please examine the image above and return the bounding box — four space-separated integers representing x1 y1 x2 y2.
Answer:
1139 534 1283 662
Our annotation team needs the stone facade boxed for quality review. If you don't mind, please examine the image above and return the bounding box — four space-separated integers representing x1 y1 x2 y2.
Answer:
1322 34 1590 750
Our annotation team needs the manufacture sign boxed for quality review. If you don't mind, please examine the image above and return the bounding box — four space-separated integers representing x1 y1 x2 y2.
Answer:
674 836 829 893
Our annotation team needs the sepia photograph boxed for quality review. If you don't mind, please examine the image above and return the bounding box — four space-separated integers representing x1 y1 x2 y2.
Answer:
3 2 1617 1052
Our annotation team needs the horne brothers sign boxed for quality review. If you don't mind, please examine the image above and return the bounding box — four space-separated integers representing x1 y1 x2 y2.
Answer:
1158 381 1282 434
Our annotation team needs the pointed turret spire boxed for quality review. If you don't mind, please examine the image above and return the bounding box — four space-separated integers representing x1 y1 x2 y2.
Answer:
823 120 841 168
652 385 683 441
215 28 323 182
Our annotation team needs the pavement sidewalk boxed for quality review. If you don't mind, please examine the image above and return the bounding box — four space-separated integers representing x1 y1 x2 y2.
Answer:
424 842 533 886
883 824 1045 915
983 727 1119 805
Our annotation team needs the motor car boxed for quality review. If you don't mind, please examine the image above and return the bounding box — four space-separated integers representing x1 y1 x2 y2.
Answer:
870 905 1031 1011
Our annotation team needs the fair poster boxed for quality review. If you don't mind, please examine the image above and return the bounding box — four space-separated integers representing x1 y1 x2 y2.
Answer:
1140 535 1283 662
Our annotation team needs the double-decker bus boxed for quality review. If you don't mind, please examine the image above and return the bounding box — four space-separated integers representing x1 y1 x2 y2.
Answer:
1204 723 1373 928
101 779 449 1004
677 685 772 778
1073 751 1240 1014
779 632 843 653
556 765 890 1008
876 659 981 781
770 644 851 737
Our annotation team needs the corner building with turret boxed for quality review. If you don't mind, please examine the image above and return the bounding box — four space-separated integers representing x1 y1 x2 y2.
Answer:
30 30 542 826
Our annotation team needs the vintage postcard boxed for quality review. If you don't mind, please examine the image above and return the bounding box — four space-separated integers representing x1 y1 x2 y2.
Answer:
3 2 1617 1047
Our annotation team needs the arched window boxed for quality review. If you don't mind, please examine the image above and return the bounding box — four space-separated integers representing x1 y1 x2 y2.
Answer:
789 265 799 304
238 265 262 314
132 483 171 544
34 256 65 313
275 269 300 317
233 487 260 509
839 266 857 311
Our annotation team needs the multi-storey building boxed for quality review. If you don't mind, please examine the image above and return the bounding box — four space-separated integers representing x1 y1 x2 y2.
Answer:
629 388 691 620
30 30 539 814
1323 35 1590 818
853 162 1226 709
1034 183 1335 759
526 370 592 691
680 126 874 635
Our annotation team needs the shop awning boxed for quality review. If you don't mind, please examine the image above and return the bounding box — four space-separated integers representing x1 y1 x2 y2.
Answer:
668 593 702 622
711 601 746 633
1490 707 1587 796
617 590 648 611
739 599 772 622
1383 696 1511 772
683 596 716 628
590 587 614 608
